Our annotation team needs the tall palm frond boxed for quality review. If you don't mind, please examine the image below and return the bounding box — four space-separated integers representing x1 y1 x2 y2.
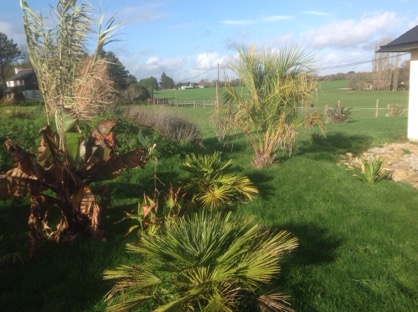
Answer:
216 45 325 168
20 0 121 149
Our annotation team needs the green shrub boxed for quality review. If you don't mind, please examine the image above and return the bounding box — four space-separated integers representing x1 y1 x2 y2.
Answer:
356 156 390 184
119 185 186 237
104 211 298 312
326 103 352 124
0 235 25 267
386 103 404 116
127 110 202 146
118 152 257 237
181 152 258 210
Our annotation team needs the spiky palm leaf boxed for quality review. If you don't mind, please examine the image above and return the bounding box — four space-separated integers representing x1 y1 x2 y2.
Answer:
104 211 298 311
216 45 325 168
181 152 258 210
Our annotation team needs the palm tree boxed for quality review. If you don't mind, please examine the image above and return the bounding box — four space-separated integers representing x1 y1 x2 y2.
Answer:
216 45 325 168
104 211 298 311
181 152 258 210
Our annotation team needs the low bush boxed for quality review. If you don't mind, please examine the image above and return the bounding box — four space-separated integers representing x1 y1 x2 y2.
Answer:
126 109 202 146
326 103 352 124
118 152 258 237
386 103 404 116
356 156 390 184
104 211 298 312
181 152 258 210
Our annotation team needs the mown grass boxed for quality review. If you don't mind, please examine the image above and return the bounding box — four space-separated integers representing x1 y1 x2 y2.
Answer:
0 84 417 311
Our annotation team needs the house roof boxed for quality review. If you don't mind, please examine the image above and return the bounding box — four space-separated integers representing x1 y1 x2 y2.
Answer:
7 69 35 82
377 25 418 53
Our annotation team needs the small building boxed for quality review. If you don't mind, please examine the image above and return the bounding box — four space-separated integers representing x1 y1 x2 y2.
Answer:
378 25 418 140
5 68 42 101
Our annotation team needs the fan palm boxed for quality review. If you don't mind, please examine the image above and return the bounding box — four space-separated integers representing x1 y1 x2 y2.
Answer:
181 152 258 210
216 45 325 168
104 211 298 311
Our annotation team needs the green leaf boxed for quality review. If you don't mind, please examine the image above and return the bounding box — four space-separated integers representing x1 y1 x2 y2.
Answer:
63 110 78 132
65 132 84 168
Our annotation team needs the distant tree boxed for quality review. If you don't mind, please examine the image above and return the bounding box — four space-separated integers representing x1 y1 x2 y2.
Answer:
0 33 21 94
136 85 150 101
160 72 175 89
138 76 159 96
228 78 242 87
121 84 149 103
373 39 402 91
198 78 211 87
101 50 129 91
398 60 410 90
126 74 137 86
18 44 32 68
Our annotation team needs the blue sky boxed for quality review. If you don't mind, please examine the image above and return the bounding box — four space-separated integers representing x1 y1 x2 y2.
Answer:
1 0 417 82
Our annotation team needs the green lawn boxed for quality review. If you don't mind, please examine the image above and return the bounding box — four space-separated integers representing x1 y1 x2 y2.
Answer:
0 86 417 311
153 81 409 119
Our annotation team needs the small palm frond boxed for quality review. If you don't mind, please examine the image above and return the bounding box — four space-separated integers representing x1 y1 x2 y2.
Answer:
103 265 161 312
106 212 298 311
258 292 294 312
181 152 258 210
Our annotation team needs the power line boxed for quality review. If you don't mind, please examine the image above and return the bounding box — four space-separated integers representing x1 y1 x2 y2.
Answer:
319 52 409 71
176 65 219 83
174 52 410 82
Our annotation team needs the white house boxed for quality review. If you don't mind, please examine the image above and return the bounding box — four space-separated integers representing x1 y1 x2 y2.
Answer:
378 25 418 141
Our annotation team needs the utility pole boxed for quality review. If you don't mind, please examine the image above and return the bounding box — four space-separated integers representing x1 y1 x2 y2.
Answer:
216 62 219 109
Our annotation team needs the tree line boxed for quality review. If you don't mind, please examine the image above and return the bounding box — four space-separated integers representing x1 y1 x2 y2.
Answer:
0 31 179 103
1 31 411 103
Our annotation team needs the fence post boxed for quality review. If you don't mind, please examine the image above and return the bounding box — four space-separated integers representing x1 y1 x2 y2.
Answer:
376 99 379 118
194 100 196 108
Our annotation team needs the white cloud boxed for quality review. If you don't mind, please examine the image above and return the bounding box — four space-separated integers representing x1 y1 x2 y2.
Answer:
0 21 26 45
119 50 235 82
115 4 170 25
0 22 13 35
303 10 328 16
195 52 229 70
408 16 418 29
304 11 399 49
263 15 293 22
222 19 256 25
316 50 374 74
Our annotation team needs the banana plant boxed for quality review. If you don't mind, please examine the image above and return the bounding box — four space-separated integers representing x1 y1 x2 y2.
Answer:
0 116 149 257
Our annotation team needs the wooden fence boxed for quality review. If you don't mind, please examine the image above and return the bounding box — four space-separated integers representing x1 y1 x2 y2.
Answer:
149 98 216 108
323 100 407 118
150 98 407 118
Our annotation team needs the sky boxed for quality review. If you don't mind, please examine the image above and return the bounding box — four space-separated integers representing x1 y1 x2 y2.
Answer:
1 0 418 82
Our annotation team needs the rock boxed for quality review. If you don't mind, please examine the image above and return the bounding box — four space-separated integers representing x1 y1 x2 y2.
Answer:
339 142 418 189
391 169 409 182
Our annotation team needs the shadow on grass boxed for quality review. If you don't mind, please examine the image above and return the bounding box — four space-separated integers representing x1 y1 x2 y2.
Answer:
280 222 344 265
262 222 344 312
245 170 276 199
202 136 248 155
0 235 133 312
297 132 373 161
